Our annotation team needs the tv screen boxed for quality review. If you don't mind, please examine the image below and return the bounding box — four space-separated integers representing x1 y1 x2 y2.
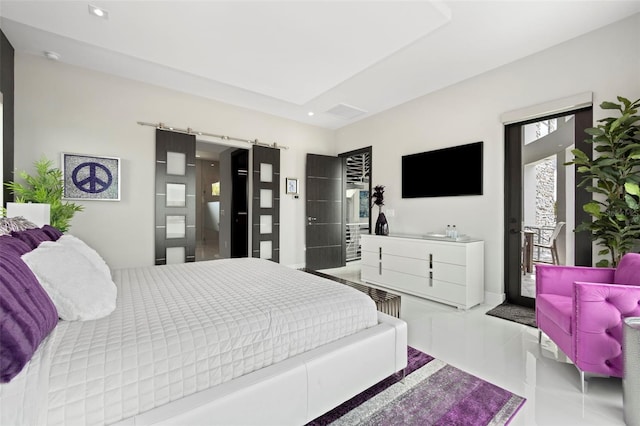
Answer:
402 141 483 198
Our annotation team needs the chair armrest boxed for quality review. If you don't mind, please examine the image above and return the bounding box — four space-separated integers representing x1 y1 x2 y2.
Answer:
573 281 640 377
536 264 615 297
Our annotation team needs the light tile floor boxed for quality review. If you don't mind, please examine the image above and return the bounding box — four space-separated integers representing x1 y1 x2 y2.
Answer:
319 262 626 426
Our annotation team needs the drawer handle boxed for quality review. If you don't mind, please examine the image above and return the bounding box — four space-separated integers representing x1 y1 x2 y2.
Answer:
429 271 433 287
379 262 382 275
429 253 433 269
379 247 382 260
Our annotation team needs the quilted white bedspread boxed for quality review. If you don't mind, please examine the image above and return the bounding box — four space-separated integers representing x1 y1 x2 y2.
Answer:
0 258 377 425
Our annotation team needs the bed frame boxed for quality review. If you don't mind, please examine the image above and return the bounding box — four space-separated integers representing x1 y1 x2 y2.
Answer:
114 312 407 425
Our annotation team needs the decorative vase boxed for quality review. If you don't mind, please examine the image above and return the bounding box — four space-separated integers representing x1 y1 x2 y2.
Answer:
375 212 389 236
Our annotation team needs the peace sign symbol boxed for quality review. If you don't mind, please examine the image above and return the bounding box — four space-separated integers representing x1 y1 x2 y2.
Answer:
72 162 113 194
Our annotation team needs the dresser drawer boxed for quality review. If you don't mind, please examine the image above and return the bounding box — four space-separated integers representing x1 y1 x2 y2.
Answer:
432 262 467 286
361 251 380 268
363 249 466 285
425 244 466 266
361 254 428 279
362 267 466 305
361 236 466 265
381 254 428 277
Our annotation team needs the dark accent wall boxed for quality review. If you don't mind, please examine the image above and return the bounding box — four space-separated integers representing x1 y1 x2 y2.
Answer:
0 29 15 206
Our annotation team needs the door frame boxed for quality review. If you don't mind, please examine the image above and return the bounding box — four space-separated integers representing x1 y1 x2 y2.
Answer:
504 107 593 307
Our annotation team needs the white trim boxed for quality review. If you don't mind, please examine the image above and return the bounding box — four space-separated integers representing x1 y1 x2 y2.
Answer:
500 92 593 124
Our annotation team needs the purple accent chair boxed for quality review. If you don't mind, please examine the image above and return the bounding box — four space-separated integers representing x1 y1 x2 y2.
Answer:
536 252 640 392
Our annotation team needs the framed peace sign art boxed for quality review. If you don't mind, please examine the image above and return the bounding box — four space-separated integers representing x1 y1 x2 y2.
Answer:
62 153 121 201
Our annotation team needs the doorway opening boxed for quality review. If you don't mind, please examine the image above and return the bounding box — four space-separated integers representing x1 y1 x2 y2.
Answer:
195 158 221 261
230 149 249 258
195 141 248 261
340 147 372 263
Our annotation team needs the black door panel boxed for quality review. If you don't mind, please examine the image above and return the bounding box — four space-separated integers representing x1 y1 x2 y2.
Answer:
306 154 344 270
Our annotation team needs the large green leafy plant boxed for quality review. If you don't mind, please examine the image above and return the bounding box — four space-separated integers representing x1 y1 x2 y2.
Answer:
5 158 83 232
567 96 640 267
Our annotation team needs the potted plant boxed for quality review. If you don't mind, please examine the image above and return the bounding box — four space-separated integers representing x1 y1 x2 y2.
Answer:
567 96 640 267
5 158 84 232
371 185 389 235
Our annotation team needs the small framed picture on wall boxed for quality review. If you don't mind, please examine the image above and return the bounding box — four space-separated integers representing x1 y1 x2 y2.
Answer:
286 177 298 194
62 153 121 201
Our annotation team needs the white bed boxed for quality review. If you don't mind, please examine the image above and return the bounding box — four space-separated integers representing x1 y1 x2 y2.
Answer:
1 256 407 425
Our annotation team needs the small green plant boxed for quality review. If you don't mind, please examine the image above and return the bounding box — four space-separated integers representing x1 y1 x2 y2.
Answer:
5 158 83 232
567 96 640 267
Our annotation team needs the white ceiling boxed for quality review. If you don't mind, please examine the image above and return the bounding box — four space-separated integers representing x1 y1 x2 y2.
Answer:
2 1 639 129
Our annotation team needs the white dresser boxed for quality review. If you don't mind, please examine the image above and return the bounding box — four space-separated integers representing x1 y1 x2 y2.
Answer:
360 234 484 309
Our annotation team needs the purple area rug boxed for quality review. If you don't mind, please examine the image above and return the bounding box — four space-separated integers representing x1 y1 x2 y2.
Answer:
308 347 525 426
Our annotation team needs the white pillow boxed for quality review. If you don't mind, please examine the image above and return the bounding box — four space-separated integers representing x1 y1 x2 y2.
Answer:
21 241 117 321
56 234 112 280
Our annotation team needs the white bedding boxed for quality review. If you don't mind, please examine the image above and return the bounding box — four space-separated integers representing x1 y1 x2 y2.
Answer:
0 258 377 425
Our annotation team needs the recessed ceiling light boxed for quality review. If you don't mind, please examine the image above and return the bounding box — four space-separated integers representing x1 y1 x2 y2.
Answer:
308 111 315 116
43 51 61 61
88 5 109 19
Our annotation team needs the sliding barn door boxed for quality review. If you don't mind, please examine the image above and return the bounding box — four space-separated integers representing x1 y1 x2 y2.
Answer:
155 129 196 265
251 145 280 262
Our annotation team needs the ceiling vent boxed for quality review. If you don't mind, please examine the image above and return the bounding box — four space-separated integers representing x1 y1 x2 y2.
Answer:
326 103 367 120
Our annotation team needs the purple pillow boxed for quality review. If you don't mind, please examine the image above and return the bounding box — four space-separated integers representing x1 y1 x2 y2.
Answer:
614 253 640 286
0 251 58 383
0 235 32 257
10 228 52 250
41 225 63 241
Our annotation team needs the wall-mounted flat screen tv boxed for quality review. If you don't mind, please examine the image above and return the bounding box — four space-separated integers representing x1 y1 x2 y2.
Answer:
402 141 483 198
